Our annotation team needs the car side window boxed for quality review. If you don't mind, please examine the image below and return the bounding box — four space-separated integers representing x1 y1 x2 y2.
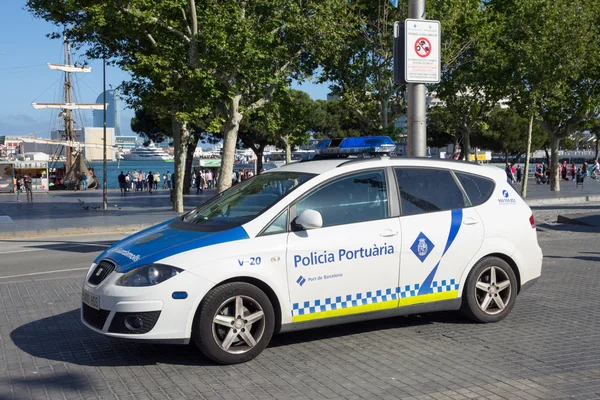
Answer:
455 172 495 206
261 210 288 236
395 168 466 216
296 170 388 228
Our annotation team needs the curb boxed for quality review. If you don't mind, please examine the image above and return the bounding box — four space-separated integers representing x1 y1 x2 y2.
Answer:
525 195 600 207
0 223 154 239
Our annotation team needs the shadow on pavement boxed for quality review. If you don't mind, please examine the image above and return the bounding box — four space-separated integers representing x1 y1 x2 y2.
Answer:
12 308 470 367
537 223 600 234
0 372 90 396
272 311 471 347
11 309 215 367
545 254 600 263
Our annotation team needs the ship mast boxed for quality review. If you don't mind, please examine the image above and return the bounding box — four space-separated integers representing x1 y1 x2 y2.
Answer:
32 32 106 172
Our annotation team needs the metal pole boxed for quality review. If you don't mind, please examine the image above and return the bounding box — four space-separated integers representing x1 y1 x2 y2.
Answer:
102 58 107 210
407 0 427 157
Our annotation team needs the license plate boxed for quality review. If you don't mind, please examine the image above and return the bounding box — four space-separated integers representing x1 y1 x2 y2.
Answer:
82 289 100 310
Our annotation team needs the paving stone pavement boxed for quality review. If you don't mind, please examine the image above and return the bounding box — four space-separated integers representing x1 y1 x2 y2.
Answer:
1 234 600 399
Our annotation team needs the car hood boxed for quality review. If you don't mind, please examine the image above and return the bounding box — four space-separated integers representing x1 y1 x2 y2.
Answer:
94 220 249 273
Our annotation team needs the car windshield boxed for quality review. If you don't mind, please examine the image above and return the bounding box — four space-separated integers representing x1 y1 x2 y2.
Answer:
181 171 315 230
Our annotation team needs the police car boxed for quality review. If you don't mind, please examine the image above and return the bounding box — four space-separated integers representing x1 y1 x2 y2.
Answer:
82 137 542 364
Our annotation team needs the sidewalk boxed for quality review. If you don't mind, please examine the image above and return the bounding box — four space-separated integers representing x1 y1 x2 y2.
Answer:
519 176 600 206
1 176 599 238
0 188 215 238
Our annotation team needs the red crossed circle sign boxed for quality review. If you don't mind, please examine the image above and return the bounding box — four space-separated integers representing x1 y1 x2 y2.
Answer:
414 37 432 58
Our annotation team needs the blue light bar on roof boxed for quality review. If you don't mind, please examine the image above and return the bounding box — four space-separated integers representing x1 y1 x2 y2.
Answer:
314 136 396 155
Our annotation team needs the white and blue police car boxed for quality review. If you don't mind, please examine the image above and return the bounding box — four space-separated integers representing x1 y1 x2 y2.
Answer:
82 137 542 364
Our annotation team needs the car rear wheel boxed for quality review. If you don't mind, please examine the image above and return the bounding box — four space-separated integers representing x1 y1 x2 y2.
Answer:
461 257 517 323
194 282 275 364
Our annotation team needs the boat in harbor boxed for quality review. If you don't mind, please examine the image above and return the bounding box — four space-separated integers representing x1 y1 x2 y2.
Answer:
122 143 174 162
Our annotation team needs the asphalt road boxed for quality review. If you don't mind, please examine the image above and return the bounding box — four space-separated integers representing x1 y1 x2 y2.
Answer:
1 227 599 399
0 233 128 283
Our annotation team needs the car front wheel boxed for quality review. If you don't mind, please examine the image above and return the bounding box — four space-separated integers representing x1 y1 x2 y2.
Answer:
461 257 518 323
194 282 275 364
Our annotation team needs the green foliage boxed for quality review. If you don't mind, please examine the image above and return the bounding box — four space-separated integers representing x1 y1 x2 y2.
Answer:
321 0 407 132
479 107 547 154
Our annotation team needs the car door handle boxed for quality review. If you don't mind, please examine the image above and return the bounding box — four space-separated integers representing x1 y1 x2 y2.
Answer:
379 229 398 237
463 217 479 225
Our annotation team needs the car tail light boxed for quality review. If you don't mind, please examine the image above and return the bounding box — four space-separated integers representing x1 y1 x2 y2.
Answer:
529 214 536 229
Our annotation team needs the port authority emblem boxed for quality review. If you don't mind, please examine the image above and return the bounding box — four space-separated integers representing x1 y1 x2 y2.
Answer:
410 232 435 263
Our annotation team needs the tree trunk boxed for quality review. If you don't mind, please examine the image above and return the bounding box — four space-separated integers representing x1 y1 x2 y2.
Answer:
255 144 265 175
461 126 471 160
217 94 243 193
544 148 550 166
452 136 459 159
183 135 199 195
550 135 561 192
172 119 189 212
381 97 389 130
521 114 534 198
284 137 292 164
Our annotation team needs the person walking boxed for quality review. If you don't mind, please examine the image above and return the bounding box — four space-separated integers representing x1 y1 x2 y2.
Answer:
154 171 160 190
196 168 203 194
147 171 154 194
24 174 33 202
162 172 167 189
118 171 127 195
166 171 172 189
516 165 522 184
15 176 22 203
138 170 144 191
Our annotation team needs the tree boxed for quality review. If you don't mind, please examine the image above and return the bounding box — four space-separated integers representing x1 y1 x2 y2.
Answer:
428 0 506 161
480 107 547 162
489 0 600 193
321 0 407 133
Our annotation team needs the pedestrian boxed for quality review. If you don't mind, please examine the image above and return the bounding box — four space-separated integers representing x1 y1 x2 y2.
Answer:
126 172 130 190
162 173 167 189
80 171 87 190
505 163 514 183
132 169 139 190
516 165 522 184
570 162 577 181
15 176 22 203
592 159 600 179
154 171 160 190
118 171 127 195
24 174 33 202
166 171 171 189
138 170 144 191
147 171 154 194
561 161 568 181
196 168 203 194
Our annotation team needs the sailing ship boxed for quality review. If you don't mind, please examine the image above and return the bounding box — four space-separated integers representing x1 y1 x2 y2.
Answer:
31 35 107 190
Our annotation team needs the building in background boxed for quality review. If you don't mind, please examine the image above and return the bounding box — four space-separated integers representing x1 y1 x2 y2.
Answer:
83 127 115 161
92 89 122 137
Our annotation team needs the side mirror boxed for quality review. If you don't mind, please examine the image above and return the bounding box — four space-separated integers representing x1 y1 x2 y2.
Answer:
294 209 323 230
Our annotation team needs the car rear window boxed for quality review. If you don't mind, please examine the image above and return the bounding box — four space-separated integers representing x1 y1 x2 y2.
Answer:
455 172 495 206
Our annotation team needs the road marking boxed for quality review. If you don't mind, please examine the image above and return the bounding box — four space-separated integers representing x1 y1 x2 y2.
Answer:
0 267 89 280
0 242 111 255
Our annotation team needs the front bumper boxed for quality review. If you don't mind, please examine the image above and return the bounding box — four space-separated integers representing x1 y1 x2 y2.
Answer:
80 269 214 343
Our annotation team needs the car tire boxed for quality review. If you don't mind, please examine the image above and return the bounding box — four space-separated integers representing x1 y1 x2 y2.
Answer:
194 282 275 364
461 257 518 323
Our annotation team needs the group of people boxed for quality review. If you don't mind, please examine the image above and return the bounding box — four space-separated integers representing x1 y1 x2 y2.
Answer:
118 169 173 195
13 175 33 203
510 159 600 185
191 169 217 194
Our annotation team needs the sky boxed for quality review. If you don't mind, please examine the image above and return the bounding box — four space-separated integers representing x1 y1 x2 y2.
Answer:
0 1 331 139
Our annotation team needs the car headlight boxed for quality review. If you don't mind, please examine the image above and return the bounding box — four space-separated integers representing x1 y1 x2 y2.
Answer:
115 264 183 287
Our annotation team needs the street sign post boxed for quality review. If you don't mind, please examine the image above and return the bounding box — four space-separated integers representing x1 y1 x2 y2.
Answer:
404 19 441 83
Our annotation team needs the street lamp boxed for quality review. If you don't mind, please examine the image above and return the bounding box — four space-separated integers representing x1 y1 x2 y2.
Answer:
103 58 107 210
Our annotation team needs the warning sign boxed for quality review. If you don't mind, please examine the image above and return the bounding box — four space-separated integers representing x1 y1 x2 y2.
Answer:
405 19 440 83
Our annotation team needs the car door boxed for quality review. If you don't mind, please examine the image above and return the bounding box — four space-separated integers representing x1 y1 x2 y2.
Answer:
286 169 401 323
394 167 484 306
